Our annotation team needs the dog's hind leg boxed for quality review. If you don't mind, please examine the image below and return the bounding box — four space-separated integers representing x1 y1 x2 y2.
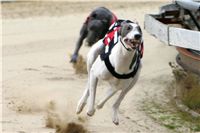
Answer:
87 40 104 71
76 80 89 114
97 87 118 109
87 72 98 116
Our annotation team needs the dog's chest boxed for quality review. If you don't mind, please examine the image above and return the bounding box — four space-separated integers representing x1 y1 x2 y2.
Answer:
109 63 141 90
92 57 112 79
107 42 137 73
92 56 140 90
112 50 136 73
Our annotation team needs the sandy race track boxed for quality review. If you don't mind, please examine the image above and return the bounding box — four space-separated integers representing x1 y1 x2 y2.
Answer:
2 1 178 133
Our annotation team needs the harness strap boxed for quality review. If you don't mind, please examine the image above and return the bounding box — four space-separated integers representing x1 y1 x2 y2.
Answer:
104 55 140 79
129 52 138 69
140 42 144 58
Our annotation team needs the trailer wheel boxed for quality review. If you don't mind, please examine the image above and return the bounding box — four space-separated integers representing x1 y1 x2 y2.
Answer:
176 47 200 76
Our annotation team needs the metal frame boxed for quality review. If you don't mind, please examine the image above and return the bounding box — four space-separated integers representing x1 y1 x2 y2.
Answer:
144 0 200 51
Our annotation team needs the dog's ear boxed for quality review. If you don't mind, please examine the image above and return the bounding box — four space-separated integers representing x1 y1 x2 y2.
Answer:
120 20 127 26
119 21 133 38
119 21 126 36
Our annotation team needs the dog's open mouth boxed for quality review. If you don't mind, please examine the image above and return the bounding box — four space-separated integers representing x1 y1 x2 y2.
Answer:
124 38 141 50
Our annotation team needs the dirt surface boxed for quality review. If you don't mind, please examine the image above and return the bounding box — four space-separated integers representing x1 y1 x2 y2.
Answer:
2 1 180 133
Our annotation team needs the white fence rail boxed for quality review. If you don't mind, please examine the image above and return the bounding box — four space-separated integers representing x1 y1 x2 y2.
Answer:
144 14 200 51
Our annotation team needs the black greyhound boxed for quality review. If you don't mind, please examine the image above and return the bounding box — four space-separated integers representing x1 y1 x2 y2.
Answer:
70 7 117 63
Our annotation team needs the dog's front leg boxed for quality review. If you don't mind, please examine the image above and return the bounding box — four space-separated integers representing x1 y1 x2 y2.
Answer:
87 71 98 116
70 24 87 63
76 80 89 114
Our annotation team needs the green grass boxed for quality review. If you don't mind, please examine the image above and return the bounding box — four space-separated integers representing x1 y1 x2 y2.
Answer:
142 100 200 132
164 124 177 130
141 63 200 132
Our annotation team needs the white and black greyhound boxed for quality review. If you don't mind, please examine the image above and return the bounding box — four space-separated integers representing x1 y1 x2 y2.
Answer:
76 20 144 125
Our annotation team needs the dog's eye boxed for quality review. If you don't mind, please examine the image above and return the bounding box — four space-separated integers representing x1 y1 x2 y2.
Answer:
91 13 97 18
127 25 132 31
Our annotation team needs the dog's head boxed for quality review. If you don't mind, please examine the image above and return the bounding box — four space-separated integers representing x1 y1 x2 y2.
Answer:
119 20 142 51
86 19 109 46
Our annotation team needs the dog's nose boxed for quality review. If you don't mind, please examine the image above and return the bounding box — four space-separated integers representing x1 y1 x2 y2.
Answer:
135 34 141 40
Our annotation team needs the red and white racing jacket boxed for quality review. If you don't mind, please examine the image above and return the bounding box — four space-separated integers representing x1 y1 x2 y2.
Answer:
100 20 144 79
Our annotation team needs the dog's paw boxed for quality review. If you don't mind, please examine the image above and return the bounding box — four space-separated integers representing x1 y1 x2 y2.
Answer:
96 103 104 109
96 103 103 109
112 109 119 125
112 117 119 125
96 105 103 110
87 109 95 117
76 102 86 114
70 54 78 63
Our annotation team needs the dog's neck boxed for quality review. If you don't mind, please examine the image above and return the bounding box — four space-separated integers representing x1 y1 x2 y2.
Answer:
109 36 137 74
